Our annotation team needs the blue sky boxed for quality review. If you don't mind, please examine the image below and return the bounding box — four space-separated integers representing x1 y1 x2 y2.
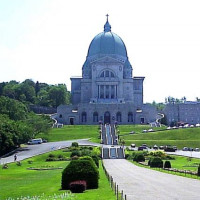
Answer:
0 0 200 103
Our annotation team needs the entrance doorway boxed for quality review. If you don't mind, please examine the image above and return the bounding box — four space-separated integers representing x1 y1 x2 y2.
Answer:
69 117 74 125
104 111 111 124
140 117 145 124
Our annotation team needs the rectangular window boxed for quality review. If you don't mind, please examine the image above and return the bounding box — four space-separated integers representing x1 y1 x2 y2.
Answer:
106 85 109 99
105 70 109 77
100 85 104 98
111 85 115 99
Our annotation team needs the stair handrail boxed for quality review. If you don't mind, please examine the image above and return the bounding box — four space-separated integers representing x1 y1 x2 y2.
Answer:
104 125 108 145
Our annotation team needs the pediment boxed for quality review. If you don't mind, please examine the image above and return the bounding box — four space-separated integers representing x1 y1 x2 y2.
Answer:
90 56 125 64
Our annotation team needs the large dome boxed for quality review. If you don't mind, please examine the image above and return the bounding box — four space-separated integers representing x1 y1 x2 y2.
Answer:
87 19 127 58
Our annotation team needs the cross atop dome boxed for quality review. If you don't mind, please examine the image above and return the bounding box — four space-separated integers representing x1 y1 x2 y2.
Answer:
104 14 111 32
106 14 109 21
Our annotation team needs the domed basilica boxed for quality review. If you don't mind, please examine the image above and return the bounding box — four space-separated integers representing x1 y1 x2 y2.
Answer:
57 16 157 125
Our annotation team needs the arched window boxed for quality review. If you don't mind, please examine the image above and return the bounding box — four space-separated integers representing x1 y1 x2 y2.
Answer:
100 71 104 77
128 112 133 122
81 112 87 123
93 112 98 122
100 70 115 78
116 112 122 122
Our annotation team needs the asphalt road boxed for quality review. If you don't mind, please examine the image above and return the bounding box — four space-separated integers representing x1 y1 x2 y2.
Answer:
103 159 200 200
0 139 100 164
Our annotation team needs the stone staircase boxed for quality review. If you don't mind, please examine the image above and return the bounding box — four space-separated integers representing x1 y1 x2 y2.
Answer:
101 124 125 159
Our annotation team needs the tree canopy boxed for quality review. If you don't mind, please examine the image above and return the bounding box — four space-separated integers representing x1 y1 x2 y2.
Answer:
0 79 71 108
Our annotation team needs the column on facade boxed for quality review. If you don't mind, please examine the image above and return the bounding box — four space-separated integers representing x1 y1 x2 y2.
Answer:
109 85 111 99
104 85 105 99
116 85 117 98
98 85 100 99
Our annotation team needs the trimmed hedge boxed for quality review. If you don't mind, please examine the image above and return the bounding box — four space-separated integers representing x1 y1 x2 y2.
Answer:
71 142 79 147
79 156 96 167
69 180 87 193
164 160 171 168
133 154 145 162
70 150 81 158
91 155 99 168
149 157 163 168
198 165 200 176
61 160 99 190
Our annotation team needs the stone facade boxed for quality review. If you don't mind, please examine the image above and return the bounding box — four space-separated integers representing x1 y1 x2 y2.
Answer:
163 102 200 125
56 18 158 125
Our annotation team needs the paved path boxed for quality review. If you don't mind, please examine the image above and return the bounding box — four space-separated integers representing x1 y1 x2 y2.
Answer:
167 150 200 158
103 159 200 200
0 139 100 164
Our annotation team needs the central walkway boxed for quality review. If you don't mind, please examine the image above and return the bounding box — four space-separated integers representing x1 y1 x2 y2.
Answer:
103 159 200 200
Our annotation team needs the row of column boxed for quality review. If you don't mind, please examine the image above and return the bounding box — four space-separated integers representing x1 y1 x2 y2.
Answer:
98 85 117 99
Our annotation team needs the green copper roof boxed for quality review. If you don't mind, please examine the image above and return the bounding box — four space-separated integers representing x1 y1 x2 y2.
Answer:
87 17 127 58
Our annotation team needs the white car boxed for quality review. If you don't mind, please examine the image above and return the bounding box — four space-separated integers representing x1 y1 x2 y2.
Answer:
28 138 43 145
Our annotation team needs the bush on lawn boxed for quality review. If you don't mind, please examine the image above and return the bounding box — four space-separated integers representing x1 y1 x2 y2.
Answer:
79 156 95 165
149 150 166 159
70 150 81 158
164 160 171 168
91 155 99 168
149 157 163 168
71 142 79 148
61 160 99 190
197 164 200 176
69 180 87 193
81 149 91 156
48 153 55 158
133 154 145 162
79 156 99 168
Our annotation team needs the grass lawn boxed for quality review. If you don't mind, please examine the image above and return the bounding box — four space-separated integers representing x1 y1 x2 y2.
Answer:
38 125 99 143
0 150 116 200
170 155 200 172
129 153 200 180
119 125 200 148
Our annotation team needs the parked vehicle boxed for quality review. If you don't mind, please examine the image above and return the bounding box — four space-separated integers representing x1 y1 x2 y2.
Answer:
173 146 177 150
159 146 164 150
138 146 147 151
164 145 176 152
194 148 200 152
131 144 136 148
182 147 188 151
188 147 194 151
42 139 48 143
142 144 147 147
153 145 158 150
28 138 43 145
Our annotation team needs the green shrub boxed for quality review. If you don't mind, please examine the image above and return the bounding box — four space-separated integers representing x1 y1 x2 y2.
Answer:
62 160 99 190
16 161 22 166
58 154 64 159
91 147 101 157
48 154 55 158
70 150 81 158
149 150 166 158
81 149 91 156
2 164 8 169
164 161 171 168
91 155 99 168
133 154 145 162
197 165 200 176
71 142 79 148
149 157 163 168
71 156 79 160
69 180 87 193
